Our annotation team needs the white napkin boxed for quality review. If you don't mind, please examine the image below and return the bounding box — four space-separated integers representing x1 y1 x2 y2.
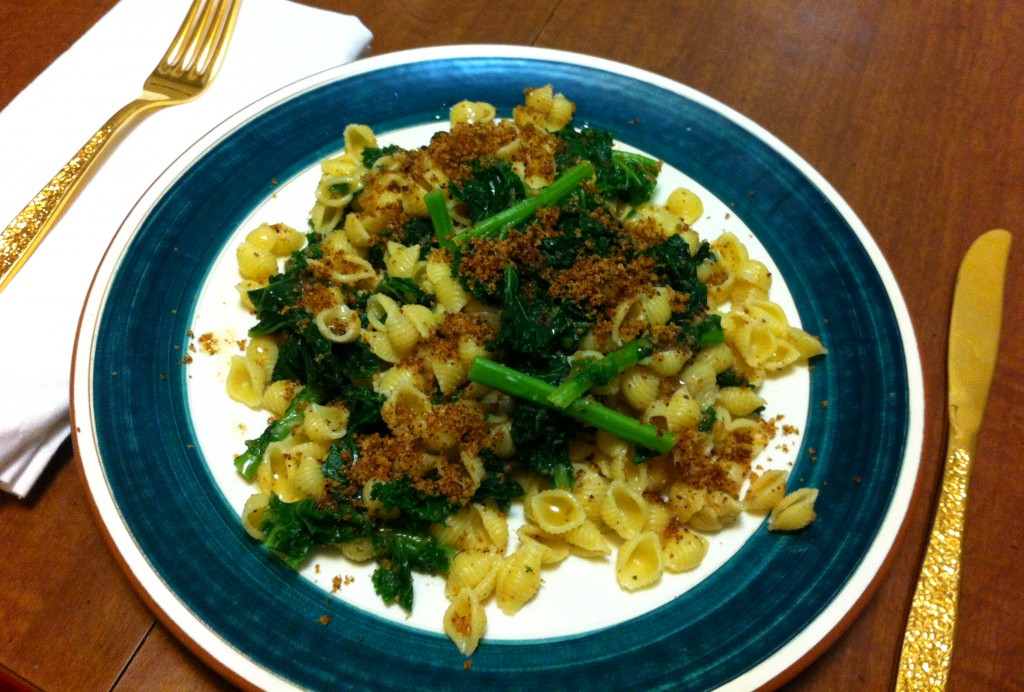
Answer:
0 0 372 498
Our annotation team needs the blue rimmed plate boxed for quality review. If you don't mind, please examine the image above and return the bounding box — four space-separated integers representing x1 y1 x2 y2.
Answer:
72 46 923 691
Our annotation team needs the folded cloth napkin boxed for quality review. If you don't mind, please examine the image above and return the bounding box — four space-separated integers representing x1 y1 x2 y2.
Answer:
0 0 372 498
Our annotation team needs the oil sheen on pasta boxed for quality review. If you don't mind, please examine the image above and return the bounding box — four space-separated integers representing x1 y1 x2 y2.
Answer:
225 86 826 656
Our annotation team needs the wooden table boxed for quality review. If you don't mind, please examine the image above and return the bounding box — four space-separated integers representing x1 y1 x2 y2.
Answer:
2 1 1021 690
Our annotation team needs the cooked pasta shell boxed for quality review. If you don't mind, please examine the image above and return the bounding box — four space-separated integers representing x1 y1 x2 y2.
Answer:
562 519 611 556
236 240 278 282
616 532 663 591
225 355 266 409
666 186 704 226
516 524 571 566
744 469 789 513
601 480 650 540
495 543 544 615
445 550 502 601
525 489 586 535
240 493 270 540
450 100 497 125
768 488 819 531
688 490 745 532
661 527 709 573
443 587 487 657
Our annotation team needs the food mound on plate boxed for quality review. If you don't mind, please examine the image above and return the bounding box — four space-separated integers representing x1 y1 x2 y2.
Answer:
222 85 825 655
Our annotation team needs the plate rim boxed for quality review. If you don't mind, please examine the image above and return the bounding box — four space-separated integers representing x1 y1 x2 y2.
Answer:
70 44 925 691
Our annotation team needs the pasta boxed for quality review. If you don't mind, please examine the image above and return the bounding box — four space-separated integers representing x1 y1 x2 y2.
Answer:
223 87 825 655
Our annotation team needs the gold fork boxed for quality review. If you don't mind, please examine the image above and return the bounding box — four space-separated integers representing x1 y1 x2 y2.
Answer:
0 0 241 294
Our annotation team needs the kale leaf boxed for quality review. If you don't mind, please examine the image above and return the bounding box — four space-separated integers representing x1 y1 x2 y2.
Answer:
716 368 755 389
510 401 580 488
370 478 460 525
271 323 379 398
376 274 433 306
555 126 660 206
451 158 526 223
471 449 525 510
371 533 454 612
495 265 587 355
362 144 402 168
539 207 618 269
259 495 369 568
644 234 725 347
247 251 310 336
698 406 718 433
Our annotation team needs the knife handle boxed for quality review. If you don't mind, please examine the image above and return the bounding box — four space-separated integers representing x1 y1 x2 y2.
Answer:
894 441 974 690
0 98 152 294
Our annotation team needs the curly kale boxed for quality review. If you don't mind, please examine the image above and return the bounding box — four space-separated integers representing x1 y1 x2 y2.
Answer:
259 495 370 569
471 450 525 510
644 234 724 347
510 401 580 489
555 126 660 206
370 478 461 526
361 144 402 168
451 158 526 223
494 265 587 355
371 533 454 612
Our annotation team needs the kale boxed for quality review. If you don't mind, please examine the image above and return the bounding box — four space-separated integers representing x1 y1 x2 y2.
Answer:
376 274 433 306
271 323 380 398
362 144 402 168
645 234 713 299
494 265 587 355
324 386 387 473
502 351 572 387
234 385 325 479
471 450 524 510
555 126 660 206
453 163 594 250
643 234 724 347
676 313 725 348
320 441 349 483
717 368 755 389
259 495 369 568
246 231 318 336
258 494 452 614
370 478 460 525
343 385 388 426
451 158 526 223
539 207 619 269
397 217 436 257
371 533 454 612
510 401 580 488
247 254 310 336
698 406 718 433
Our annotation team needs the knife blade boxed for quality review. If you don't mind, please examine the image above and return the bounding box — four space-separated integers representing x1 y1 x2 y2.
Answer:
947 229 1012 453
895 228 1012 690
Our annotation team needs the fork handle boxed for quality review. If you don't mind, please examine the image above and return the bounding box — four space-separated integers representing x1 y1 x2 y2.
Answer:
894 439 975 690
0 98 155 293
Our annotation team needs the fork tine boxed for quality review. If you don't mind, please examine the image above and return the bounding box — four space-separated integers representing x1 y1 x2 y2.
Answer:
158 0 207 70
190 0 242 80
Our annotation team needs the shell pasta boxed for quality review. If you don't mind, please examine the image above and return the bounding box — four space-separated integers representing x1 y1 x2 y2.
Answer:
224 86 824 655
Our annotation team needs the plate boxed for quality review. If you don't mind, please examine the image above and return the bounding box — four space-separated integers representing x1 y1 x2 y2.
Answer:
72 46 924 691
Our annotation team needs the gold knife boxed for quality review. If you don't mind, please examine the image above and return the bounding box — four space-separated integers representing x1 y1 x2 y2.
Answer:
895 229 1012 690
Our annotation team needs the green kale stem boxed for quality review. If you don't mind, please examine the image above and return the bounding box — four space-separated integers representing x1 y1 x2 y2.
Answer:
455 162 595 245
547 338 654 409
235 384 324 479
468 357 676 455
424 189 456 252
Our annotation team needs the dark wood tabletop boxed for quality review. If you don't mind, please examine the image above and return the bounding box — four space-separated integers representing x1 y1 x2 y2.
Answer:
2 1 1021 690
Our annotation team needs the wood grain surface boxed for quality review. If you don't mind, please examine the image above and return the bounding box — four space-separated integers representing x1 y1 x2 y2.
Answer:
1 1 1021 690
